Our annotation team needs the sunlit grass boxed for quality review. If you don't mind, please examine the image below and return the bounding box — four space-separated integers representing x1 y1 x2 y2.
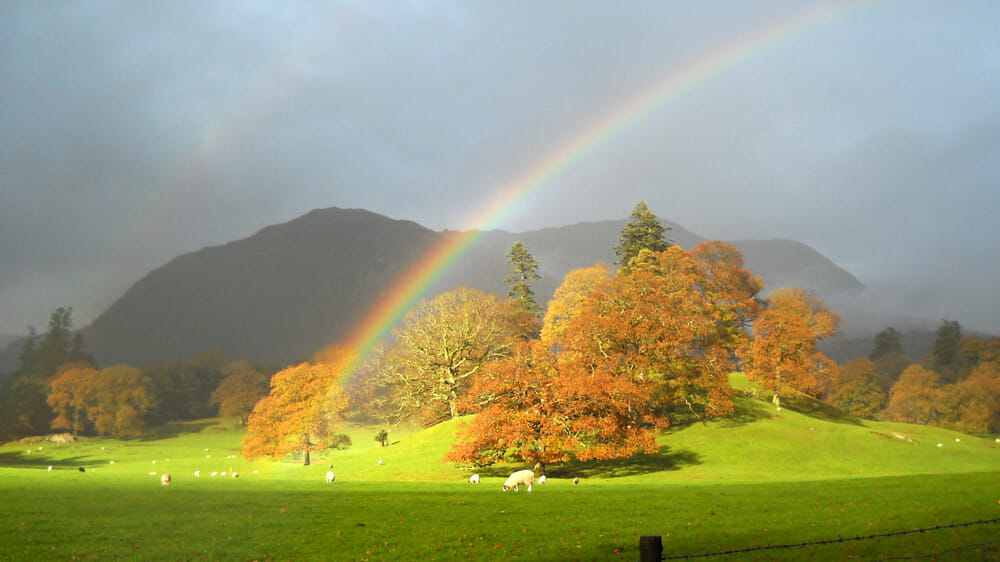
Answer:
2 389 999 560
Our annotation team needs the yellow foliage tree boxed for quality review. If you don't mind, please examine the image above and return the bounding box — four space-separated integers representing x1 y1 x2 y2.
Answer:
242 350 350 465
740 288 839 409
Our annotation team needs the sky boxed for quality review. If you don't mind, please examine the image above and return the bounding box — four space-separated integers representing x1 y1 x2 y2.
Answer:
1 1 999 338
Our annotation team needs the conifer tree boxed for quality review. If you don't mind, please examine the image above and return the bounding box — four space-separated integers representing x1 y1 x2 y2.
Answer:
613 201 672 270
504 241 542 315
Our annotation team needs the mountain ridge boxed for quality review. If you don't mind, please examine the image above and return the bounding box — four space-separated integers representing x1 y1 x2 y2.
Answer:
2 207 907 370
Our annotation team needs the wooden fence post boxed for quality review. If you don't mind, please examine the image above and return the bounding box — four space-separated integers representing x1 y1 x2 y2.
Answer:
639 535 662 562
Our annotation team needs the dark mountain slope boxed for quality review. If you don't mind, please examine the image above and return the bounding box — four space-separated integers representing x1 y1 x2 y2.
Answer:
73 208 870 367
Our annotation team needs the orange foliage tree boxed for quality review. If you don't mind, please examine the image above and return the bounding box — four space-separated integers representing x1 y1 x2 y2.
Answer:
938 361 1000 433
827 359 886 419
448 243 762 466
884 364 943 425
446 340 662 467
740 287 839 409
242 351 350 465
540 262 612 345
84 365 155 438
47 365 99 435
210 361 271 425
560 246 760 419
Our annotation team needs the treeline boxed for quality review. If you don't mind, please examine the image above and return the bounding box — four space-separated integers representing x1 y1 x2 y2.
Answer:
824 322 1000 433
0 307 274 441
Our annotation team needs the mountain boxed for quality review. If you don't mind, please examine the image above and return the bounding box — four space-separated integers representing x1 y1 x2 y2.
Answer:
11 207 878 369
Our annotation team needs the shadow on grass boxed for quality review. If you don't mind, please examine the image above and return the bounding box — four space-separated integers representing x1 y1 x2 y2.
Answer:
0 450 106 471
471 445 701 480
781 394 864 426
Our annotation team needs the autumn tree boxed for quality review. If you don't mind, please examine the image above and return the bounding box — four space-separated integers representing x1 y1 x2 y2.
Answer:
740 288 839 409
540 262 611 345
370 287 520 425
77 365 156 438
559 245 760 420
47 365 100 435
884 364 942 425
211 361 271 425
447 340 662 468
827 359 886 419
504 241 542 315
242 351 351 465
937 361 1000 433
613 201 672 271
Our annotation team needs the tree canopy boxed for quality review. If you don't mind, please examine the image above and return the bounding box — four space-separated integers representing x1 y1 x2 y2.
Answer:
613 201 672 270
242 351 351 464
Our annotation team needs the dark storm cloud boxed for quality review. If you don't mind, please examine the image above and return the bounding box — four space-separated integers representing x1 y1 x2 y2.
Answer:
2 1 999 336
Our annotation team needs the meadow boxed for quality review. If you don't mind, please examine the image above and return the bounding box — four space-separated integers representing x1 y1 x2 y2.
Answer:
2 390 999 561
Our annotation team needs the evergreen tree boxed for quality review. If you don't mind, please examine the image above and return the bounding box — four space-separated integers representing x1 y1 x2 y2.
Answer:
930 319 962 383
504 241 542 315
613 201 672 270
869 327 903 361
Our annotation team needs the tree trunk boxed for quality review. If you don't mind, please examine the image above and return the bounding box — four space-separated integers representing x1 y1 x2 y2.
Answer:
772 392 781 409
303 442 311 466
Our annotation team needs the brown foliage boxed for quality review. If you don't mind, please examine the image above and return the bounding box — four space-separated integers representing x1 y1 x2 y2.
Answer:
242 350 350 461
210 361 271 424
740 287 838 408
446 340 661 466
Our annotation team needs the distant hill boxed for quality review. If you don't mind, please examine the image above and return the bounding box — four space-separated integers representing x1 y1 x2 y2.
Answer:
3 207 883 369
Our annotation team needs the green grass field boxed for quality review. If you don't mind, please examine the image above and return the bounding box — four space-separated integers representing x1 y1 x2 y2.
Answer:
2 388 999 561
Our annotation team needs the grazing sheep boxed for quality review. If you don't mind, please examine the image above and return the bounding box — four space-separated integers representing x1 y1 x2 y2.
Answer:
468 474 480 484
231 472 239 478
78 467 85 473
47 466 53 472
326 471 336 484
538 475 547 485
194 470 201 477
502 469 534 492
211 471 219 476
161 473 171 486
573 476 580 485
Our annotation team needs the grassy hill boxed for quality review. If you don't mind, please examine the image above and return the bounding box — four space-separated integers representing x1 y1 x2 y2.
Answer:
2 387 999 561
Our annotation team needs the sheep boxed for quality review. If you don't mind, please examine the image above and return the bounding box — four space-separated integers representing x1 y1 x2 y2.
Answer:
468 473 480 484
231 472 239 478
194 470 201 477
573 476 580 485
78 467 85 473
326 471 336 484
538 475 547 485
47 466 53 472
502 469 534 492
161 473 171 486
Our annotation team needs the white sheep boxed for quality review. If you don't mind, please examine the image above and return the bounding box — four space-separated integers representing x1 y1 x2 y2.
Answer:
161 473 171 486
194 470 200 477
231 472 239 478
573 476 580 485
326 471 336 484
538 475 547 485
502 469 534 492
468 474 480 484
47 466 53 472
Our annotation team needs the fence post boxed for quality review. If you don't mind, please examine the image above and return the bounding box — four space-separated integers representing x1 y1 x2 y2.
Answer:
639 535 662 562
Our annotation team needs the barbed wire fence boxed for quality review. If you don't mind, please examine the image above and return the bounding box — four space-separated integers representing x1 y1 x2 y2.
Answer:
637 517 1000 561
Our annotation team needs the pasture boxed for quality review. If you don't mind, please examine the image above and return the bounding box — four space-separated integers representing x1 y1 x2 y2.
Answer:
2 393 999 561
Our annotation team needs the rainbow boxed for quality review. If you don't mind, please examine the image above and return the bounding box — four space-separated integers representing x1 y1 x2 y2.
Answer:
335 1 882 379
